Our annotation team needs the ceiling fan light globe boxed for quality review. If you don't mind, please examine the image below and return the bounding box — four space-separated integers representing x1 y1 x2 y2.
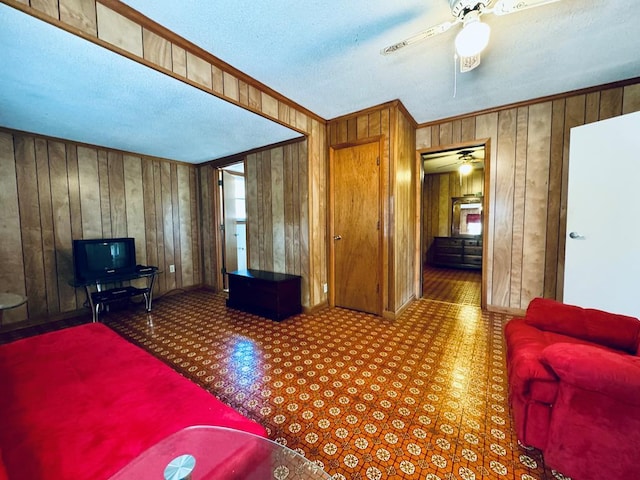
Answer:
459 163 473 175
455 19 490 57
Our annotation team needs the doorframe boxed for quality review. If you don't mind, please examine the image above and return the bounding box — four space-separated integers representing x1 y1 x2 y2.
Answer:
416 138 491 309
328 136 385 315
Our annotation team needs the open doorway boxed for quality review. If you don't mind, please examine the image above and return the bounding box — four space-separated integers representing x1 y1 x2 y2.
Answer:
218 162 247 290
420 143 487 307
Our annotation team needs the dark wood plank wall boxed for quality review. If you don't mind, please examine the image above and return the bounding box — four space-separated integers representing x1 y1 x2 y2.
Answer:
245 140 313 306
423 169 484 263
417 82 640 312
0 129 201 326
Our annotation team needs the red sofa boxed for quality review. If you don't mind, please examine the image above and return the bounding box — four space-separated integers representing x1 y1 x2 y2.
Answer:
0 323 267 480
505 297 640 480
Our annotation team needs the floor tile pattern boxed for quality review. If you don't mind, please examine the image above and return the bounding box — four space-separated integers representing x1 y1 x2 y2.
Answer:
88 289 565 480
422 266 481 306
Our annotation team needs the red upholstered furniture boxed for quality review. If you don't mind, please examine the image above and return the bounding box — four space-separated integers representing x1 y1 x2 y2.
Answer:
0 323 266 480
505 297 640 480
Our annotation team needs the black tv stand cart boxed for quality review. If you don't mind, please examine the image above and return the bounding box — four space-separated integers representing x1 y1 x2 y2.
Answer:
70 268 159 323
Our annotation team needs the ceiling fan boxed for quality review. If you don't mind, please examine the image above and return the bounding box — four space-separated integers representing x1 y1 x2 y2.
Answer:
423 147 484 175
381 0 562 72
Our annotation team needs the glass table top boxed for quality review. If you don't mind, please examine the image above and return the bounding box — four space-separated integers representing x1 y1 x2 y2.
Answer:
109 425 332 480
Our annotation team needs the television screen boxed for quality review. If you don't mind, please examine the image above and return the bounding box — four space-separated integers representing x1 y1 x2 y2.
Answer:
73 237 136 282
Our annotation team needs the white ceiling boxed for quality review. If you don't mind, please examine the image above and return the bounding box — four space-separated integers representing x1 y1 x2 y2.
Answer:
1 0 639 163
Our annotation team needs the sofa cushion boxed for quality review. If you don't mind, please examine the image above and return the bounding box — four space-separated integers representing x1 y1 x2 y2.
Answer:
524 297 640 354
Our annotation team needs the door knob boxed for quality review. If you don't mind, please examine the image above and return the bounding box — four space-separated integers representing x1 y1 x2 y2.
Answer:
333 235 342 240
569 231 585 240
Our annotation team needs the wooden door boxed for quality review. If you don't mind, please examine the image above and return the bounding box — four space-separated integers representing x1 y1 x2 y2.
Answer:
564 111 640 317
332 141 381 314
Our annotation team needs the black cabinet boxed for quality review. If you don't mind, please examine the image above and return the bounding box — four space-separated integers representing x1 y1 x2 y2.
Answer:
431 236 482 270
226 269 302 321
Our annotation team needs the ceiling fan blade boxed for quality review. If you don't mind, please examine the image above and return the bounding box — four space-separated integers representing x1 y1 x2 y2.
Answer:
491 0 561 16
381 20 456 55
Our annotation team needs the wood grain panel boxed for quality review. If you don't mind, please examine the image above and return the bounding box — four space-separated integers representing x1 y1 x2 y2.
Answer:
178 164 193 286
108 152 127 238
271 148 286 273
509 107 528 308
35 138 59 314
521 102 552 304
59 0 97 36
143 28 172 71
189 167 201 285
187 51 213 90
223 72 239 102
544 99 566 298
123 155 146 262
97 151 111 237
161 162 175 290
31 0 58 18
96 3 143 57
599 87 623 120
171 44 187 77
170 164 182 287
197 166 214 287
14 136 47 318
77 146 102 238
260 151 273 271
623 84 640 113
0 133 27 324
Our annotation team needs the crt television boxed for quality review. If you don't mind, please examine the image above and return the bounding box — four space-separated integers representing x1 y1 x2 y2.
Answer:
72 237 136 282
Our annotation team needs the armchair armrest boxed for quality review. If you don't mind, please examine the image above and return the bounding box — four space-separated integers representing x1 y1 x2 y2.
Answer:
541 343 640 406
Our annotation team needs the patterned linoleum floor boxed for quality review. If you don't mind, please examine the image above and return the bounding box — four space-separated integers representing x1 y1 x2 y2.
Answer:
423 265 481 306
1 286 569 480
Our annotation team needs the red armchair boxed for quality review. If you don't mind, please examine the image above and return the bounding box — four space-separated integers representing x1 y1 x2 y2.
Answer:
505 297 640 480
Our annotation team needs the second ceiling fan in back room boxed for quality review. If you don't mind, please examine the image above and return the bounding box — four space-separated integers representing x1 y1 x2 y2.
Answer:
381 0 564 72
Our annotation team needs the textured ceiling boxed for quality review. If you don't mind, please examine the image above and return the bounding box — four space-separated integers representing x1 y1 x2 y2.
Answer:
1 0 639 163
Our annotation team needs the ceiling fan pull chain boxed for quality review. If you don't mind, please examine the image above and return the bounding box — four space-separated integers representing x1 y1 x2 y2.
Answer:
453 52 458 98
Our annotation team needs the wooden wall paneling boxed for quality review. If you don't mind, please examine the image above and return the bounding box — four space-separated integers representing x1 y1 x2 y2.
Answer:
31 0 58 18
283 145 295 274
245 153 259 270
77 146 102 238
49 140 77 313
153 160 166 293
222 72 239 102
509 107 529 308
171 44 187 77
170 164 182 288
623 84 640 114
108 152 127 238
357 115 368 139
177 164 193 286
439 122 453 146
599 87 623 120
35 138 60 314
0 133 27 324
307 128 322 307
187 52 213 90
189 166 201 285
492 109 517 307
97 151 111 237
161 162 176 291
521 102 552 305
261 151 274 271
431 125 440 148
14 135 47 318
369 110 382 137
123 155 146 263
416 126 431 150
461 117 476 143
544 99 566 299
437 174 450 237
271 147 286 273
347 118 358 143
142 28 172 71
96 3 143 57
59 0 98 36
197 165 214 287
238 79 249 108
142 159 158 273
474 112 498 307
65 144 83 306
585 92 600 124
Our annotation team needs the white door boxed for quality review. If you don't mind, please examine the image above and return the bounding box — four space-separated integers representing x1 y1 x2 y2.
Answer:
564 111 640 317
